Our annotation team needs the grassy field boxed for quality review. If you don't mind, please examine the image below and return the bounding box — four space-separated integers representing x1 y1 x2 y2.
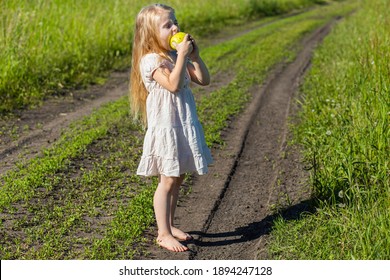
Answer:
268 0 390 259
0 1 357 259
0 0 326 113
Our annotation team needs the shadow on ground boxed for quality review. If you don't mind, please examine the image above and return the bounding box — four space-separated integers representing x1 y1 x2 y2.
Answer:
192 199 316 248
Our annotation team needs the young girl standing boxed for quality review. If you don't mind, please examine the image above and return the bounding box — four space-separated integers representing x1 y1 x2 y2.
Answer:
129 4 213 252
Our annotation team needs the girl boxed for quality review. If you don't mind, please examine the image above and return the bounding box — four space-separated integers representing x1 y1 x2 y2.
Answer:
129 4 213 252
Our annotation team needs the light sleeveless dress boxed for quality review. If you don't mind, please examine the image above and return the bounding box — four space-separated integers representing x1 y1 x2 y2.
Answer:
136 53 213 177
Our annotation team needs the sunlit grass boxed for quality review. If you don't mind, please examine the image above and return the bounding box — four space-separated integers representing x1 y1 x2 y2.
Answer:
0 0 332 113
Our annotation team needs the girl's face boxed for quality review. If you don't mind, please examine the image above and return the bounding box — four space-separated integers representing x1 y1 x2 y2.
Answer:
158 11 179 50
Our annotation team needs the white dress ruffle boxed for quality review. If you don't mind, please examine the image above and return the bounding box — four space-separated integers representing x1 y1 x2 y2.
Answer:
136 53 213 177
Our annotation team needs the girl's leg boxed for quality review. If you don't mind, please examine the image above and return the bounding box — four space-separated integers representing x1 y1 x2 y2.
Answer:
169 174 192 240
154 174 188 252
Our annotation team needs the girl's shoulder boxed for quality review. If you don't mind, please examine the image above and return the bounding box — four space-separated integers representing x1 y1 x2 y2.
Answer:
141 53 161 64
141 52 176 64
140 52 176 74
140 53 172 81
140 53 162 74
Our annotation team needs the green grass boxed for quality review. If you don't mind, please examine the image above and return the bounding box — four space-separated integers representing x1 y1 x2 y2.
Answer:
0 0 332 113
0 1 357 259
267 0 390 259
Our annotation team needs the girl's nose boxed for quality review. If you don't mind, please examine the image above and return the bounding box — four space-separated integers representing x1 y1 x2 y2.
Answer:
172 24 179 33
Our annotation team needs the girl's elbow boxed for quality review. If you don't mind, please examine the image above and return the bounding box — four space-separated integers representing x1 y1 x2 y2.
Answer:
166 80 183 93
199 77 210 86
201 73 211 86
167 85 181 93
163 82 180 93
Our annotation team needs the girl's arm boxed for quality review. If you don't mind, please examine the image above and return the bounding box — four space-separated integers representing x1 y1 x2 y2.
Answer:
152 35 193 93
188 57 210 86
188 36 210 86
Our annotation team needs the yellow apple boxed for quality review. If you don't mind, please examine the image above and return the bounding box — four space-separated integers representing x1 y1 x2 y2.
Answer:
169 32 186 50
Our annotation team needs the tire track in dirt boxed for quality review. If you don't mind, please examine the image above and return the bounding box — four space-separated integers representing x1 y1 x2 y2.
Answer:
142 18 341 260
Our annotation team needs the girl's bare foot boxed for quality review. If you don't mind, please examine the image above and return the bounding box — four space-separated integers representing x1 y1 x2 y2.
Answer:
171 226 193 241
156 234 188 252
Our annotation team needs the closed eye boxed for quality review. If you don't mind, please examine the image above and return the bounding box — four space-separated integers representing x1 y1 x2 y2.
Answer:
162 18 179 29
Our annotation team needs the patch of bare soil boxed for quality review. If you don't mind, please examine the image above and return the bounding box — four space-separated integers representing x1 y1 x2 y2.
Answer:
0 70 129 176
137 19 340 260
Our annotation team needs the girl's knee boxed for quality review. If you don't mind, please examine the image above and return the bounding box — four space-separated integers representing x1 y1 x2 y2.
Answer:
160 175 179 187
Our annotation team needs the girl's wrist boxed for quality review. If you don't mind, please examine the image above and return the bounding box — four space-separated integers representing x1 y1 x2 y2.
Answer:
176 50 189 59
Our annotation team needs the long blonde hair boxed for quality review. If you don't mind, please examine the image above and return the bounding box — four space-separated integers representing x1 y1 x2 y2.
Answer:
129 4 174 125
